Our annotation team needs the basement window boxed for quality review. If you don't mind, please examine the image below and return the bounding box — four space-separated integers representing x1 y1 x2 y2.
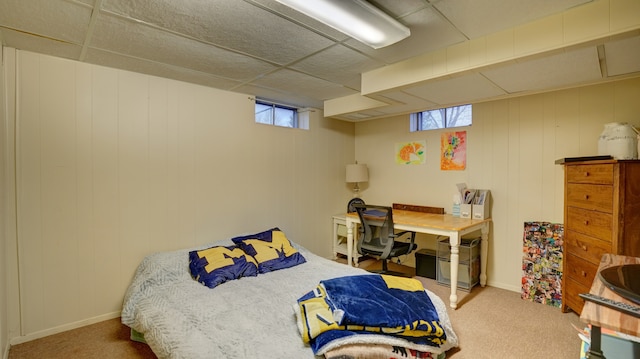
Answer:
410 104 472 131
255 100 299 128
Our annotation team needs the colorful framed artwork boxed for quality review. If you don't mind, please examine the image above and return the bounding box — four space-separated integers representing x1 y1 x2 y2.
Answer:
395 141 425 165
440 131 466 170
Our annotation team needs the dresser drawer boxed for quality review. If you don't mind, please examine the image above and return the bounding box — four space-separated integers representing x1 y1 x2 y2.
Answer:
564 277 589 314
565 252 598 288
566 164 613 184
566 207 612 242
566 183 613 213
565 230 612 265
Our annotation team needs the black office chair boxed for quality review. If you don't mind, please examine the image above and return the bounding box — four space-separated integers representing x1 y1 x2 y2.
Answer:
354 204 417 277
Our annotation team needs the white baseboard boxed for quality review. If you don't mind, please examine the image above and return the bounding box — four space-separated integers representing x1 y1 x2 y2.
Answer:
9 311 121 346
486 280 520 293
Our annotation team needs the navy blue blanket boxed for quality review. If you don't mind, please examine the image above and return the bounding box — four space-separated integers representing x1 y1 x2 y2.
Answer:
297 274 447 354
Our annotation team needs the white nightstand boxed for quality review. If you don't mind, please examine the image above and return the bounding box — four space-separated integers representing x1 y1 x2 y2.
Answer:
332 214 361 267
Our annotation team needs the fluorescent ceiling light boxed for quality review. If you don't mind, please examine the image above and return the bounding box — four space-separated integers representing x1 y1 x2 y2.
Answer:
276 0 410 49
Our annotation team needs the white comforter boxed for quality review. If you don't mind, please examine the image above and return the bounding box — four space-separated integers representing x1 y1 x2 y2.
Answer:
121 240 457 359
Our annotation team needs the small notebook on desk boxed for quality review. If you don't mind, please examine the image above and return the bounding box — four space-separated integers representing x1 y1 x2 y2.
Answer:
363 209 387 218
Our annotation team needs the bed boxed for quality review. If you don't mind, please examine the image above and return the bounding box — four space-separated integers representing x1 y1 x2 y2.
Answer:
121 228 458 359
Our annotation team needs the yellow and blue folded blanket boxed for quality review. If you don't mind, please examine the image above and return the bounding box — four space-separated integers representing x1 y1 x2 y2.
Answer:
296 274 447 354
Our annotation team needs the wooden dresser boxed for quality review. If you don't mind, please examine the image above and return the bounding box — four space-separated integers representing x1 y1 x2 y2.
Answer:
561 159 640 314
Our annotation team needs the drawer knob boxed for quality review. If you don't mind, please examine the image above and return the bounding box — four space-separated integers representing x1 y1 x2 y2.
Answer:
584 172 590 177
584 220 589 226
582 245 588 251
584 194 590 200
581 271 587 277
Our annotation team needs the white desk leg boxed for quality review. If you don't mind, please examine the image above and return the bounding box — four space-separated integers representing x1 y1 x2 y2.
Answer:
480 223 489 287
449 234 460 309
346 221 354 267
332 219 339 260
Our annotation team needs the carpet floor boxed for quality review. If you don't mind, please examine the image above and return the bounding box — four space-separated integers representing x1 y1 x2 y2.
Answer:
8 259 582 358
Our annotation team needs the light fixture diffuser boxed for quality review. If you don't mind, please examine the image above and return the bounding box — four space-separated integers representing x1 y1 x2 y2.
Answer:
276 0 410 49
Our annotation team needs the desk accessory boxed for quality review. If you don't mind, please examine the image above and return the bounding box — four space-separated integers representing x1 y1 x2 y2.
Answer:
579 293 640 318
392 203 444 214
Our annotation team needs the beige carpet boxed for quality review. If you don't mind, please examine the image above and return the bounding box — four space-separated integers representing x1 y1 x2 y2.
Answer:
9 259 583 359
8 317 156 359
362 259 583 358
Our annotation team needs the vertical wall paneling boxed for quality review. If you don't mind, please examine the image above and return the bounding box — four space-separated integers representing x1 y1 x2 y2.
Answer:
1 46 19 352
118 72 151 288
176 83 196 247
518 95 545 220
74 61 95 320
502 99 522 288
17 51 45 335
91 65 121 315
164 82 181 251
147 77 170 252
41 56 80 328
487 100 509 279
540 93 561 221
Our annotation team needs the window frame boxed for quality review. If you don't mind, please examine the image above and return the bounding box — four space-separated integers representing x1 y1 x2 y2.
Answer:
255 100 299 128
410 104 472 132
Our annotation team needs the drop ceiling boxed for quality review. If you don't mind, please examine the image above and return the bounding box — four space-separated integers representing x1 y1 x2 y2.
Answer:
1 0 639 122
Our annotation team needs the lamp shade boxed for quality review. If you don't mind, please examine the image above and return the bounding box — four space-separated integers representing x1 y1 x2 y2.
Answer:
346 163 368 183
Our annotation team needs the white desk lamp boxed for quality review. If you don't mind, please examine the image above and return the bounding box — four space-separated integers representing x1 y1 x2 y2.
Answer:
346 163 368 198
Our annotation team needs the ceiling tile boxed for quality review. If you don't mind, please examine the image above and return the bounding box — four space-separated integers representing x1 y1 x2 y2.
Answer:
376 91 438 109
345 6 467 64
482 46 602 93
90 14 278 81
604 35 640 77
431 0 592 38
404 73 507 105
251 68 358 102
84 48 244 90
0 28 82 60
289 45 384 90
370 0 430 17
234 83 323 109
102 0 336 65
0 0 92 44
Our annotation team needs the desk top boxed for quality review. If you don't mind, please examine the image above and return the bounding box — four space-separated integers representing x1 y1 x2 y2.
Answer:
345 209 490 231
581 254 640 337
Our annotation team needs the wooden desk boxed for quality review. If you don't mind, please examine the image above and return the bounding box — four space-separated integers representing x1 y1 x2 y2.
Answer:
580 254 640 358
345 210 491 309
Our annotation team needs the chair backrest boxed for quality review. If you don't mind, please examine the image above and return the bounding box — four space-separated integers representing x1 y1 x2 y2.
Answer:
353 204 396 259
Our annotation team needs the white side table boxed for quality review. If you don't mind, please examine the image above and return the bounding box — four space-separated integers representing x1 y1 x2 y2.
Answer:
332 214 361 267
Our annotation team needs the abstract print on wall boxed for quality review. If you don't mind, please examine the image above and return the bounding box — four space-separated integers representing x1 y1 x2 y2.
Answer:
395 140 426 165
522 222 563 307
440 131 466 170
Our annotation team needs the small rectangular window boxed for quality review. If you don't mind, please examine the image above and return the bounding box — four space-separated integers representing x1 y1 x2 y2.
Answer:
410 104 472 131
255 100 299 128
